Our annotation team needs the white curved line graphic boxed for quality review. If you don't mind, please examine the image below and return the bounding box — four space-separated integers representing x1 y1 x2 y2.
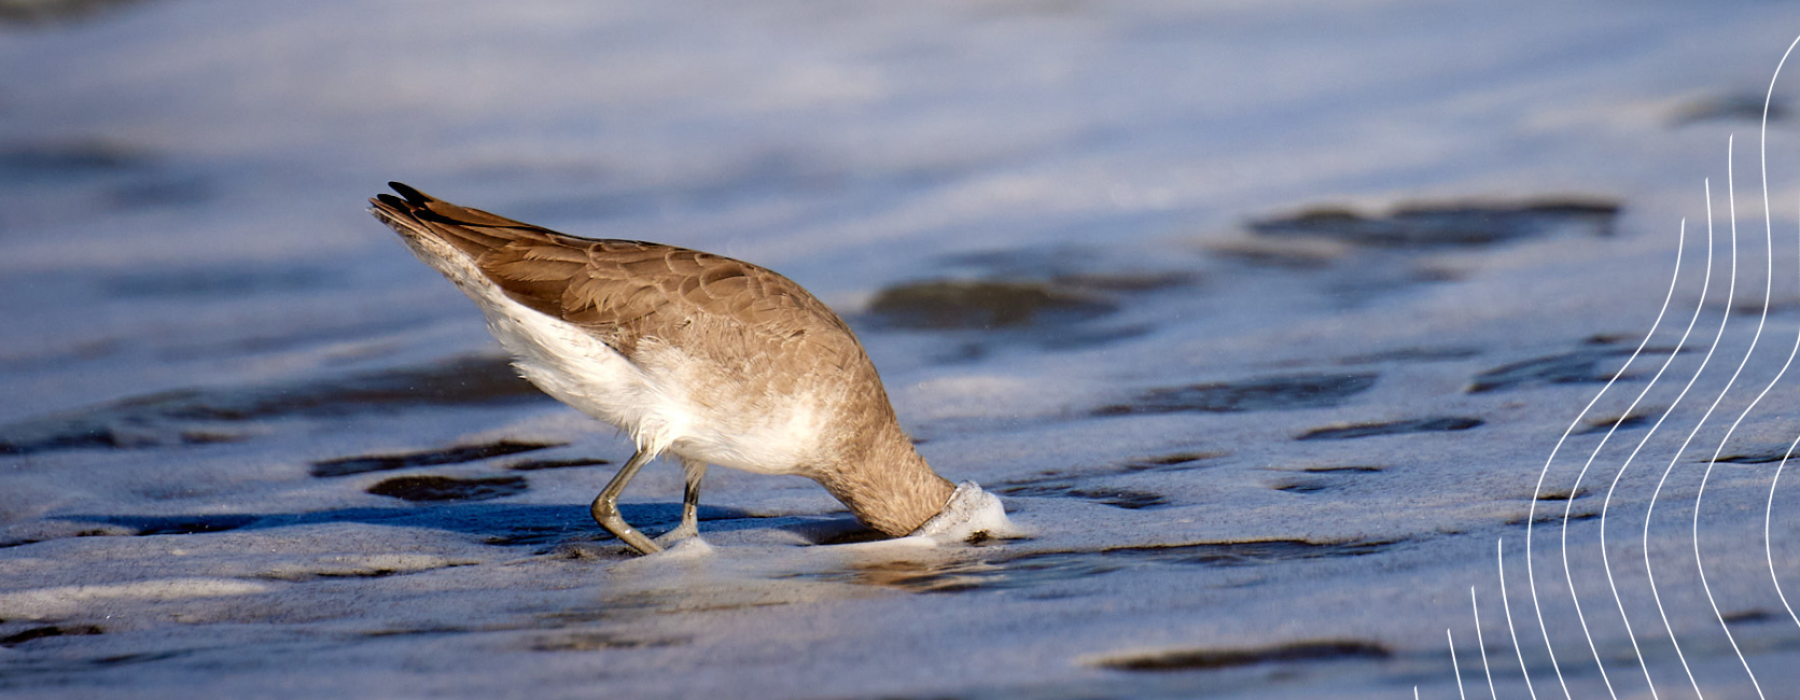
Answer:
1645 173 1734 700
1599 220 1703 700
1518 190 1657 700
1755 27 1800 650
1557 203 1686 700
1691 105 1781 700
1771 428 1800 628
1449 628 1467 700
1473 586 1498 700
1499 537 1540 700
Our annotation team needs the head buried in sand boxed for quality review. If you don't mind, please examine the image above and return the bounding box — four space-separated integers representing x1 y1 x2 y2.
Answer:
368 182 1009 555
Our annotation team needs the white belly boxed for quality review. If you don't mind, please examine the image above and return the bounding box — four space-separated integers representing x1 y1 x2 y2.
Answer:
466 278 822 476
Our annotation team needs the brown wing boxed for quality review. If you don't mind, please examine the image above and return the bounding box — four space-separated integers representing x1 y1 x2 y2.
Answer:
369 182 861 365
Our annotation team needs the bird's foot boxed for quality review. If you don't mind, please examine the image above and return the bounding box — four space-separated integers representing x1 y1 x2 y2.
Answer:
653 521 699 548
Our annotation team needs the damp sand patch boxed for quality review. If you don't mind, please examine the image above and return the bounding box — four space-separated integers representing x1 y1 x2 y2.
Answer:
1295 416 1482 441
781 538 1409 594
0 356 549 455
1247 198 1619 248
254 554 475 582
1466 341 1689 394
1094 373 1377 416
311 440 563 478
866 280 1116 330
1093 639 1392 671
859 258 1194 360
364 475 530 502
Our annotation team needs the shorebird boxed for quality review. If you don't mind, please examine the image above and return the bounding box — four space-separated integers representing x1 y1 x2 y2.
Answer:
370 182 980 554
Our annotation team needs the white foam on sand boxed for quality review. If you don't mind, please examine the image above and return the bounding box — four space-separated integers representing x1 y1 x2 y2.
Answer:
910 481 1021 543
0 578 272 621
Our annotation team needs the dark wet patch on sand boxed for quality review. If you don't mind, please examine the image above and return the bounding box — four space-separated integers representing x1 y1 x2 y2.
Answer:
1248 198 1618 248
1533 487 1589 502
311 440 562 478
0 648 196 681
0 426 129 455
785 557 1011 594
789 538 1406 594
1296 416 1482 441
994 484 1168 510
0 140 150 174
276 568 403 581
994 453 1224 512
867 280 1116 330
1094 639 1391 671
108 514 262 536
0 356 550 456
1721 609 1777 624
0 0 154 25
356 626 472 639
506 457 613 471
858 250 1193 360
1467 346 1682 393
1101 539 1402 566
1580 410 1658 435
1510 510 1601 526
528 631 690 652
483 525 588 547
1671 94 1787 126
936 247 1195 286
3 515 253 544
1001 452 1225 494
1 624 104 647
257 560 475 582
1094 373 1377 416
1709 444 1799 464
366 475 530 502
1120 451 1226 472
1333 347 1482 365
1205 237 1347 269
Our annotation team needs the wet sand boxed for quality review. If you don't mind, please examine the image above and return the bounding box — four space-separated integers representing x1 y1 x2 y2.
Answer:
4 1 1800 698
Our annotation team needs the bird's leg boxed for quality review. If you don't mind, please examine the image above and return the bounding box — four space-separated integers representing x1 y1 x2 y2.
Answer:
656 459 708 547
591 448 661 555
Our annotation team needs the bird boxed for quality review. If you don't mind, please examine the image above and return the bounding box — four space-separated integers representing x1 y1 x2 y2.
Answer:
369 182 967 555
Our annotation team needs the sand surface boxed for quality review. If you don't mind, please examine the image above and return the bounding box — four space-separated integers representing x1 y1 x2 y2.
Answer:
4 1 1800 698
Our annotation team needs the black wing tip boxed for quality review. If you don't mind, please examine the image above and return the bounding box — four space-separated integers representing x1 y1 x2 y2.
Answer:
387 181 430 206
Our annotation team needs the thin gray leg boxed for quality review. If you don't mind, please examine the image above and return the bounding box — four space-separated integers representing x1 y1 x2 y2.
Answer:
656 459 708 547
591 448 661 555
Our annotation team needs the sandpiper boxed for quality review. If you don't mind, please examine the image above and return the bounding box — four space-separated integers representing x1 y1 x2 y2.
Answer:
370 182 995 554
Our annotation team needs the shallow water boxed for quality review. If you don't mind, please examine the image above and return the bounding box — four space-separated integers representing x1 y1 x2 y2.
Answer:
5 1 1800 698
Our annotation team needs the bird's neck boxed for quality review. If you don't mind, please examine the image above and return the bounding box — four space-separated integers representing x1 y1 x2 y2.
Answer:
815 428 956 537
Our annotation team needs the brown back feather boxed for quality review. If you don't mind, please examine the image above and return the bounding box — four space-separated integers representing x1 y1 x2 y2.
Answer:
369 182 862 367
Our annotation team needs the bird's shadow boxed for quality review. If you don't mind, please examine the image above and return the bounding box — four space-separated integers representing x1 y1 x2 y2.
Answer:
52 502 878 548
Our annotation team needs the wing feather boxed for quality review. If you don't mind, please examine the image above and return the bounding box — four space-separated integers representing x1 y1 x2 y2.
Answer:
370 182 861 365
